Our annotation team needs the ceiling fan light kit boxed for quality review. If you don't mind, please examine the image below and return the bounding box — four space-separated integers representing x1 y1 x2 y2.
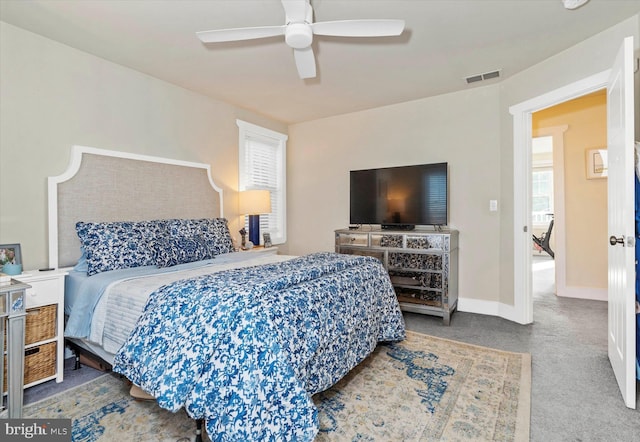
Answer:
196 0 405 79
562 0 590 10
285 23 313 49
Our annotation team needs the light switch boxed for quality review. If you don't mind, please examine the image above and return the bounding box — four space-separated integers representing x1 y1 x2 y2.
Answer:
489 200 498 212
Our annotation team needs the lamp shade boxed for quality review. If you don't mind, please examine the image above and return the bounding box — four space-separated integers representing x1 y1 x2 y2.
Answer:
239 190 271 215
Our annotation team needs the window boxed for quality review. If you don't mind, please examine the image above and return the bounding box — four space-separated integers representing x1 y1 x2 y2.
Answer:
531 136 554 227
532 168 553 226
237 120 288 245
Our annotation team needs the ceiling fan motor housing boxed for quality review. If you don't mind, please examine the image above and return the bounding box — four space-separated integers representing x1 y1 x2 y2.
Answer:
285 23 313 49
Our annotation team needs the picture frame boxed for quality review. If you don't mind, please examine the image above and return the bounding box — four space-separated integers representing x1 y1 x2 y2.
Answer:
263 233 272 248
0 244 22 272
585 148 608 179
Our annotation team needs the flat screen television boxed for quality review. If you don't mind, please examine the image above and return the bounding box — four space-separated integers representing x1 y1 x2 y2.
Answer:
350 162 448 229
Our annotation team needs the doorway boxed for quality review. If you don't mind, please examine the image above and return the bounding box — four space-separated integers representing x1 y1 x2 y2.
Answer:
531 91 608 304
509 70 610 325
511 36 637 409
531 135 558 301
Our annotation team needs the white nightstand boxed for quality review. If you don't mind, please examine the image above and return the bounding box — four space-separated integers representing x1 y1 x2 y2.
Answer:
13 269 67 387
241 246 278 256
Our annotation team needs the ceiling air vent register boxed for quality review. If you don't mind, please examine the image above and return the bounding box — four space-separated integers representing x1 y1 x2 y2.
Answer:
465 70 501 84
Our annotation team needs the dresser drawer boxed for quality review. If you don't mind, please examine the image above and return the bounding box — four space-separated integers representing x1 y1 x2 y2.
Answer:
336 233 369 247
25 278 59 308
406 234 447 251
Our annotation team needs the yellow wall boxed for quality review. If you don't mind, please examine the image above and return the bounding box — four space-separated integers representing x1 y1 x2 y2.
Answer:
532 90 607 290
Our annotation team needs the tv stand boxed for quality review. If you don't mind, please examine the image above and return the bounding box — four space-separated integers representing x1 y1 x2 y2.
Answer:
335 227 458 325
381 224 415 231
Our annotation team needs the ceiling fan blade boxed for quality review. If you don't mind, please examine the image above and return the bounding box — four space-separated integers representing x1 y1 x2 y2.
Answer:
196 25 286 43
281 0 310 23
293 47 316 79
312 19 405 37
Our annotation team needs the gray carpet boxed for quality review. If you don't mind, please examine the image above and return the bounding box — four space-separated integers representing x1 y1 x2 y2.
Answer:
23 255 640 441
23 357 105 406
404 254 640 442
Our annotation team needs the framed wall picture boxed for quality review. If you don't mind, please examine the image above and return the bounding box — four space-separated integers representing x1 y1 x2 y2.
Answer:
585 148 608 179
0 244 22 272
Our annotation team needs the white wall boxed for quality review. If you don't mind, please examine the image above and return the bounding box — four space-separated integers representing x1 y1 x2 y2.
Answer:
287 85 502 303
286 14 639 317
1 13 638 320
0 22 287 270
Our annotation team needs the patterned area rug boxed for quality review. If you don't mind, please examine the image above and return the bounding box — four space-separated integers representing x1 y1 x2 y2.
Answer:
24 331 531 441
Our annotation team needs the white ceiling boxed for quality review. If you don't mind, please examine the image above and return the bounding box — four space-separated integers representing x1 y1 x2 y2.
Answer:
1 0 638 124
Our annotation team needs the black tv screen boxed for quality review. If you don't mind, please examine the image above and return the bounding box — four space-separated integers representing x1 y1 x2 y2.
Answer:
350 162 448 228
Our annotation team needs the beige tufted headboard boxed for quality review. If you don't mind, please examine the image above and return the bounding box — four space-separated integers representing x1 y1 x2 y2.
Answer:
48 146 224 268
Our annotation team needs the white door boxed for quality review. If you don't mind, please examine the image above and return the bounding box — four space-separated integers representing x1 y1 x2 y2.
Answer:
607 36 636 409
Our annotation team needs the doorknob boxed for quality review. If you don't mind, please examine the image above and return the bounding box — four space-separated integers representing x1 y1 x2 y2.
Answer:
609 235 624 246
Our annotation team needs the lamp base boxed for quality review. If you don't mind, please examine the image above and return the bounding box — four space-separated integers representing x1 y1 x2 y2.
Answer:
248 215 260 246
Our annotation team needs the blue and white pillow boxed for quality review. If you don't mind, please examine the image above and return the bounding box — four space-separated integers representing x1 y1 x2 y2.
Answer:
154 233 214 268
76 218 235 274
75 220 166 276
153 218 235 268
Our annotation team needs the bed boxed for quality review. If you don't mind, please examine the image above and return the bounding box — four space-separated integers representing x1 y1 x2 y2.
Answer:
49 146 406 441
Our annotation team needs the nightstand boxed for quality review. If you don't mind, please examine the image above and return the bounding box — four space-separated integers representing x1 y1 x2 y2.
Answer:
241 246 278 256
11 269 67 387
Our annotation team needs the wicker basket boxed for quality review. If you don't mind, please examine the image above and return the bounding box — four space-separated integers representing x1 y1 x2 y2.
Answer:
3 304 57 347
2 304 57 391
3 342 57 392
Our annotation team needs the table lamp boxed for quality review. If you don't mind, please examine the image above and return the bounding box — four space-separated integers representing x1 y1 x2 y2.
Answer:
239 190 272 246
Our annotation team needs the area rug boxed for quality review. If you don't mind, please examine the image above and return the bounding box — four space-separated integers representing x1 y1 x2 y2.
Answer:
23 331 531 441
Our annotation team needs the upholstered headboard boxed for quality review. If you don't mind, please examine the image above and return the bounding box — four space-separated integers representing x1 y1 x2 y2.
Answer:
48 146 224 268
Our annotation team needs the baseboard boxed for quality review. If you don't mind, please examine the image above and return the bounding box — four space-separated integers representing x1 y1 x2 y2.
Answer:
458 287 607 325
458 297 498 316
457 297 525 324
556 286 607 301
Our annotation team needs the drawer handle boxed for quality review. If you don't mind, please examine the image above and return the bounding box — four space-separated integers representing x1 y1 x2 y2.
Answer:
25 347 40 356
27 309 41 315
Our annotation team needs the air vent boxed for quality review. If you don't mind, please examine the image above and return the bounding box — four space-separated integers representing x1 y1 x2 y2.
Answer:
465 69 501 84
482 70 500 80
466 75 483 84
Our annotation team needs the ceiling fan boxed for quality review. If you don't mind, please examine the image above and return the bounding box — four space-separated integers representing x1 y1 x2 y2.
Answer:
196 0 405 79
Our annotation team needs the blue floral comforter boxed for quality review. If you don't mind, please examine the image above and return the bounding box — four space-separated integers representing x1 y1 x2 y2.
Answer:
113 252 405 441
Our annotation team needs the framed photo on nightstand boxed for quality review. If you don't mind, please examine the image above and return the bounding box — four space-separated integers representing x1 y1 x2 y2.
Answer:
263 233 272 248
0 243 22 273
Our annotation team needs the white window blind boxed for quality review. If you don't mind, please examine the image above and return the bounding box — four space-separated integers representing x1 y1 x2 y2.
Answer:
237 120 287 245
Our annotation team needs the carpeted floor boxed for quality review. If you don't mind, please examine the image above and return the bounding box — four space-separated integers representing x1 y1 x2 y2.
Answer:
20 254 640 441
405 255 640 441
22 331 531 442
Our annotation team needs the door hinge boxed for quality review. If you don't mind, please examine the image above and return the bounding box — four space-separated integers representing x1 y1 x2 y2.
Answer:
523 226 528 233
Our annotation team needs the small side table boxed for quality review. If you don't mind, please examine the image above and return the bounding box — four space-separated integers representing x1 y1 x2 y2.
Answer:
240 246 279 256
0 278 29 418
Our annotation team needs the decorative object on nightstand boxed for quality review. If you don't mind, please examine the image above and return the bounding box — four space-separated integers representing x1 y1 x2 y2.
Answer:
263 232 272 248
239 189 271 247
0 244 22 276
239 227 247 249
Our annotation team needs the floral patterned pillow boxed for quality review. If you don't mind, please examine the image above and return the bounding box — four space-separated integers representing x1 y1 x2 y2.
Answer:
154 233 213 268
161 218 235 257
75 220 166 276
